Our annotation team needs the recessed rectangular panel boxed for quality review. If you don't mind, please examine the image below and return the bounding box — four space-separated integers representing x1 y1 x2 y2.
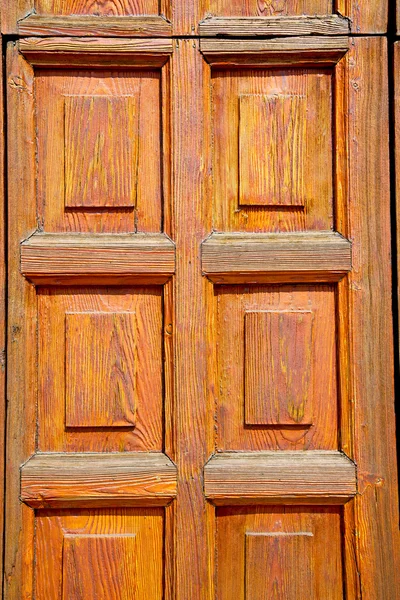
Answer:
63 534 137 599
245 532 313 600
64 96 137 208
206 0 332 17
245 311 313 425
239 94 305 206
36 0 159 16
66 312 136 428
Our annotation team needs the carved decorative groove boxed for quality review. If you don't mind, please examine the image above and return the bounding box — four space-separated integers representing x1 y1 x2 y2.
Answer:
245 311 314 426
21 453 177 508
200 36 349 67
21 233 175 285
245 532 313 600
204 451 357 504
202 232 352 283
18 37 173 67
18 15 172 37
199 14 350 37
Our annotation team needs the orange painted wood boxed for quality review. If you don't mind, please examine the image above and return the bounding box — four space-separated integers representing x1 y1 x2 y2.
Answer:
35 509 163 600
216 285 337 450
245 532 312 600
21 234 175 283
21 453 177 508
63 534 137 599
204 451 356 505
245 311 314 426
66 312 137 428
64 95 137 208
216 507 343 600
239 94 305 207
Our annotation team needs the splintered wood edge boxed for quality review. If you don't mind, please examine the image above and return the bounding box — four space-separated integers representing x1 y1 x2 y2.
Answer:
204 451 357 505
21 232 176 283
199 14 350 37
200 36 349 66
18 15 172 37
18 37 173 67
21 453 178 508
201 232 352 282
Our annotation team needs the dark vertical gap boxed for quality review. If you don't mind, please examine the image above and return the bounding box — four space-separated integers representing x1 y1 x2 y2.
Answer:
387 2 400 524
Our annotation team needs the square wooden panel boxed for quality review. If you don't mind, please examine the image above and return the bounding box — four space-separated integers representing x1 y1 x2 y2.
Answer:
38 287 163 452
65 312 137 428
64 95 137 209
35 509 163 599
217 506 343 600
239 94 305 207
245 310 314 426
212 68 332 232
36 69 162 233
215 285 337 450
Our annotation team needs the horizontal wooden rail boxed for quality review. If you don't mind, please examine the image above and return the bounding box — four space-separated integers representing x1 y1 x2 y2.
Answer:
18 15 172 37
200 36 349 67
201 231 352 283
204 451 357 505
199 14 350 38
21 232 175 285
21 452 177 508
19 37 173 67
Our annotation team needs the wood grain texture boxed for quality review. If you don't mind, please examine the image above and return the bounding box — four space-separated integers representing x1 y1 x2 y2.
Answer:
4 44 37 600
19 37 172 67
18 15 172 36
245 532 313 600
65 312 137 428
216 507 343 600
38 287 163 452
245 311 314 426
345 37 400 598
239 94 305 207
199 14 350 36
35 69 162 233
337 0 388 33
35 0 159 15
0 38 5 596
200 37 349 67
205 451 356 505
212 68 333 233
21 453 177 508
21 234 175 283
216 285 337 450
35 509 163 600
204 0 332 19
63 534 137 600
64 95 137 208
202 232 352 282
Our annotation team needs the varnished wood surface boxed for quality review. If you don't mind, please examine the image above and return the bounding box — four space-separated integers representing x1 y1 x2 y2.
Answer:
0 37 5 597
18 14 172 36
21 233 175 283
204 451 356 505
199 14 350 37
21 453 177 508
200 36 349 67
202 232 352 282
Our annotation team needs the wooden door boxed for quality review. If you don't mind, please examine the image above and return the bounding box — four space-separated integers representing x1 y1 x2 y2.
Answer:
2 1 400 599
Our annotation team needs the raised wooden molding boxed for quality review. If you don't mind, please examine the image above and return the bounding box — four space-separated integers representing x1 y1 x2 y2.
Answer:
21 232 175 285
199 14 350 38
204 451 356 505
202 231 352 283
18 15 172 37
21 452 177 508
18 37 173 67
200 36 349 67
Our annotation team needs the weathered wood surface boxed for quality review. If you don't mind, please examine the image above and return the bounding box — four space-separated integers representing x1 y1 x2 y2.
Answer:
0 36 5 597
199 14 350 37
21 233 175 283
204 451 356 505
21 453 178 508
202 232 351 282
200 36 349 66
18 15 172 36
